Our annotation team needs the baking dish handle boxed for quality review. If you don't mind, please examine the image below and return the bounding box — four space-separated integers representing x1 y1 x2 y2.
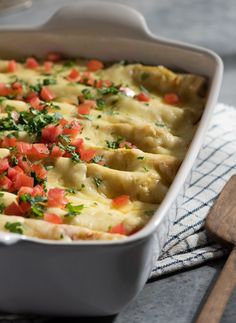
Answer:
39 2 151 40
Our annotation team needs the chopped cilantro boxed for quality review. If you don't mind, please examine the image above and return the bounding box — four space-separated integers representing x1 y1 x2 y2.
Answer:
5 105 15 112
4 222 23 234
31 204 45 218
92 155 103 164
63 60 76 67
96 98 106 110
29 83 42 93
106 136 125 149
19 194 47 205
65 203 84 218
141 72 150 81
71 152 81 163
65 188 78 194
81 88 94 100
43 78 57 86
137 156 144 160
44 102 61 110
19 194 47 218
0 109 62 137
9 155 18 166
99 86 119 96
58 134 71 144
0 202 5 213
93 177 103 187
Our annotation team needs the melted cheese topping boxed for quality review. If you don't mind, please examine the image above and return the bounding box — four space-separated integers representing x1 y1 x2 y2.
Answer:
0 57 206 241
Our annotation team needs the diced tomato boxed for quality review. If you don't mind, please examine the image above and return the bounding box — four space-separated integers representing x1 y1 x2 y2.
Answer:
0 176 13 191
17 156 31 172
77 100 96 116
87 59 104 71
29 96 44 111
26 57 39 69
30 164 47 180
163 93 180 105
109 223 126 235
32 185 45 196
95 80 103 88
78 105 91 116
14 173 34 190
112 195 130 208
63 120 82 138
0 83 11 96
40 86 56 101
67 68 80 81
50 145 64 157
0 159 9 173
47 188 68 208
71 138 84 153
30 144 50 159
44 213 63 224
80 149 96 162
95 79 112 88
8 166 24 181
7 60 17 73
17 186 33 197
59 118 68 127
136 92 150 102
47 52 61 62
80 71 95 86
4 202 23 216
42 124 63 143
11 81 23 94
16 142 32 155
19 201 31 213
44 60 53 72
1 136 17 148
119 141 134 149
24 91 38 102
17 185 45 200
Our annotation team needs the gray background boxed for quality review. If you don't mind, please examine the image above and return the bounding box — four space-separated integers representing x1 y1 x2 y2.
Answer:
0 1 235 322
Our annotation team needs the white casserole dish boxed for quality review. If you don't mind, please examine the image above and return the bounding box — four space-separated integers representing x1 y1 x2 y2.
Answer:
0 2 223 316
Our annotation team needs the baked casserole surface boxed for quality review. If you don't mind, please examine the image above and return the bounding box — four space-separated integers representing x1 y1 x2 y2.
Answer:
0 55 206 241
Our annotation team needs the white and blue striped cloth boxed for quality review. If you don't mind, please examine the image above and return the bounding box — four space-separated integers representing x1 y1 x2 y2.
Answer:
150 103 236 278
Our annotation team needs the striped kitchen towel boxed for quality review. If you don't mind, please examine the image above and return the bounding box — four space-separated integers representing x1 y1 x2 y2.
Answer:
150 103 236 278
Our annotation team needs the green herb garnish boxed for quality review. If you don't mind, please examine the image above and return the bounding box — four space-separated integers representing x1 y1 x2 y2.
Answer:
106 136 125 149
141 72 150 81
65 203 84 218
96 98 106 110
81 88 94 100
43 78 57 86
93 177 103 187
4 222 23 234
0 202 5 213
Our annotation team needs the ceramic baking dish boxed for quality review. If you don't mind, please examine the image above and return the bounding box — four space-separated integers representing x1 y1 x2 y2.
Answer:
0 2 222 317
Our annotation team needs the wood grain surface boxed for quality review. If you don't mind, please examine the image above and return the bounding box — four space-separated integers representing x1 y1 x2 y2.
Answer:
196 175 236 323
